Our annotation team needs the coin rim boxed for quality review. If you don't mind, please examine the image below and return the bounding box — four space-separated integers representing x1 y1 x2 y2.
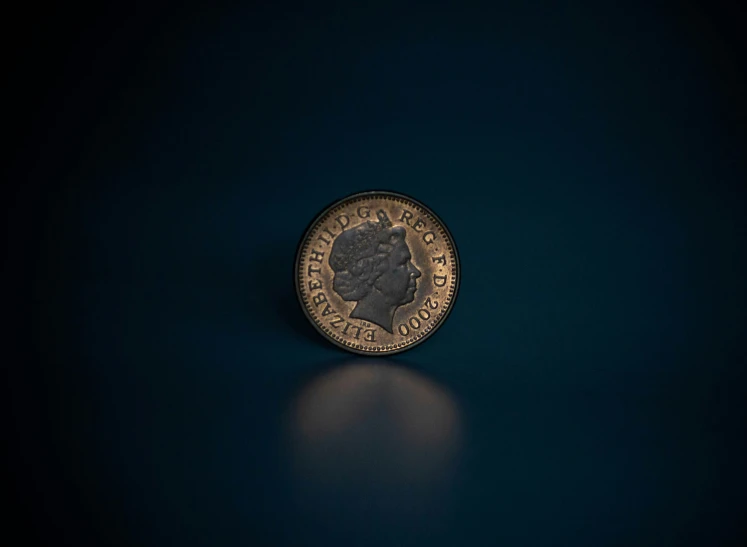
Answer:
294 190 461 356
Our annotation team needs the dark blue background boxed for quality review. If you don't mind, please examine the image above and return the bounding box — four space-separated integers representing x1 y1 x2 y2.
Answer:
7 1 746 545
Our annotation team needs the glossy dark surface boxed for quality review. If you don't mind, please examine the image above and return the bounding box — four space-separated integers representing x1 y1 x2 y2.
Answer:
7 2 746 546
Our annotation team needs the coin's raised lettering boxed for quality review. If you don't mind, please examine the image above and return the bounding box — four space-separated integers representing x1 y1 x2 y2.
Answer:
335 214 350 231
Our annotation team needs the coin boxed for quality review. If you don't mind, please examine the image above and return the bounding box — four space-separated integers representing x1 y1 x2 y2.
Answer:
295 191 460 355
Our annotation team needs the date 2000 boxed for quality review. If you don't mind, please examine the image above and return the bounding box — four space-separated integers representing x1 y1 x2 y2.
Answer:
397 296 439 336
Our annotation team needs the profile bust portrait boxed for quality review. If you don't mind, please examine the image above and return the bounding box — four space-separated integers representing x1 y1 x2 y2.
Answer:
329 210 422 333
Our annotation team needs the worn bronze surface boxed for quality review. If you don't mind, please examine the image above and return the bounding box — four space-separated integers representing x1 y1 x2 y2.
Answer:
295 191 460 355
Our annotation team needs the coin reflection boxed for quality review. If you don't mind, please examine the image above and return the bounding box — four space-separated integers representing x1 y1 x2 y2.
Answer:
289 361 460 485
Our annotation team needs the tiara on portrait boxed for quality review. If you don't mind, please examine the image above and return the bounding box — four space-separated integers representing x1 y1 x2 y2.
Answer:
349 209 393 246
329 209 395 272
374 209 392 229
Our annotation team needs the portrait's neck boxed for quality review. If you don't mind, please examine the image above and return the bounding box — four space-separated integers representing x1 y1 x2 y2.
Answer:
350 290 398 334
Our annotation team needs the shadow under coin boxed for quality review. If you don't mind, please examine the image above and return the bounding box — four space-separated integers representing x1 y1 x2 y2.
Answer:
251 242 326 348
288 360 461 488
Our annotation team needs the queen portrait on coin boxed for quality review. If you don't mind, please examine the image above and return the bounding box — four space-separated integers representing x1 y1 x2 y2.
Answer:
329 210 422 334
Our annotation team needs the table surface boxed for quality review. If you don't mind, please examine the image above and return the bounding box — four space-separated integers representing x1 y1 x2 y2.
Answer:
8 2 746 546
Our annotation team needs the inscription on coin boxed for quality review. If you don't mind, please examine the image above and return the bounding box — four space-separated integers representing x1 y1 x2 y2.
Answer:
295 191 460 355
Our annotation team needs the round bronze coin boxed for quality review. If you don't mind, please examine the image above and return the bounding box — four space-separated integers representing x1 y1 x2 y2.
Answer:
295 191 460 355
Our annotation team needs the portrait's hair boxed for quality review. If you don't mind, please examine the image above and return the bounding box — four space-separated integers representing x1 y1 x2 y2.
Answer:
329 213 406 301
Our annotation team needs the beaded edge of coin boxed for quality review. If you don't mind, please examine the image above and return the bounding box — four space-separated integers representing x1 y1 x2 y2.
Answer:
294 190 460 355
